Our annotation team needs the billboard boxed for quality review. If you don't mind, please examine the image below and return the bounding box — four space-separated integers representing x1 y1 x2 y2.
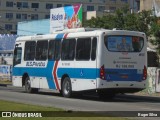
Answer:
0 65 12 81
50 4 82 32
0 34 17 50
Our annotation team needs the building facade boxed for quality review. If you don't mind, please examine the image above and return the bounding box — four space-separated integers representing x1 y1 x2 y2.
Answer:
140 0 160 12
129 0 140 13
0 0 129 34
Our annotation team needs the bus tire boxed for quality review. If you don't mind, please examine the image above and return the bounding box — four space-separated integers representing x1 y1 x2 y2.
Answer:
62 77 72 98
25 77 36 93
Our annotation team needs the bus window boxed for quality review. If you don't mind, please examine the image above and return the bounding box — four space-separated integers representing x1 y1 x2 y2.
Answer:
61 39 76 60
132 37 144 52
13 47 22 66
36 41 48 61
48 40 61 61
48 40 55 60
91 37 97 61
105 36 144 52
55 41 61 60
76 38 91 60
24 41 36 61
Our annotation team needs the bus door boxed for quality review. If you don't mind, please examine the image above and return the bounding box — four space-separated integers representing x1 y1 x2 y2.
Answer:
13 43 22 67
12 43 23 86
74 37 97 91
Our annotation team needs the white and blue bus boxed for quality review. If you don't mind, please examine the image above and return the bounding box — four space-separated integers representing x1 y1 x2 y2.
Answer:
12 28 147 98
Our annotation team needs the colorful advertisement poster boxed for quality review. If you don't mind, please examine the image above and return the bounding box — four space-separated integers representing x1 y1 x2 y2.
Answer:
107 36 133 52
50 4 82 32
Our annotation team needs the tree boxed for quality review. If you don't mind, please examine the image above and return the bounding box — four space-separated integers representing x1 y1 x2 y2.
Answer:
83 9 153 36
83 8 160 52
150 17 160 53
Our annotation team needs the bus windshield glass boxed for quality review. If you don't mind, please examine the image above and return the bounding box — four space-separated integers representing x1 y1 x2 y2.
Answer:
105 36 144 52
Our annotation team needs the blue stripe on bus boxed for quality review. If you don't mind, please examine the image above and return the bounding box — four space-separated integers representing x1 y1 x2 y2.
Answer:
105 69 143 81
46 61 56 89
55 34 64 40
13 67 98 80
13 61 56 89
57 68 98 79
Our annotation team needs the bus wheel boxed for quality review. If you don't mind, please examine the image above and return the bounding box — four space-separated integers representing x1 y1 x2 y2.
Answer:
62 77 72 98
25 77 32 93
25 77 38 93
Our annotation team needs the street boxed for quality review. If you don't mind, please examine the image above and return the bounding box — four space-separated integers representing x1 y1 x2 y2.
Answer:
0 85 160 113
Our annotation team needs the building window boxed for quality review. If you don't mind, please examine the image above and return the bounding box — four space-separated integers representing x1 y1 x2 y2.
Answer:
57 4 62 8
109 6 116 12
45 15 50 19
100 0 106 3
31 3 39 8
17 2 28 8
87 6 94 11
6 1 13 7
110 0 117 2
15 25 17 30
31 14 38 20
17 2 22 8
121 0 128 3
5 24 12 30
22 14 27 20
89 0 92 2
16 14 21 19
22 2 28 8
6 13 13 19
98 6 105 11
46 3 53 9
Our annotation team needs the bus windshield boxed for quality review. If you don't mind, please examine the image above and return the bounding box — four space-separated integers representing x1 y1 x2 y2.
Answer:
105 36 144 52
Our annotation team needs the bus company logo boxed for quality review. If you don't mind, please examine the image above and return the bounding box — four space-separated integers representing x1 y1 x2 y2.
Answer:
51 14 63 21
26 61 46 67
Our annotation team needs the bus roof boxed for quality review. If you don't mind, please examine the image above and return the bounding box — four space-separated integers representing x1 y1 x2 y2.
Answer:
16 28 146 42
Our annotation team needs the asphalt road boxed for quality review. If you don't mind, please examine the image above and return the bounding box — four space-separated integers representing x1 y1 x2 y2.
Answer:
0 85 160 119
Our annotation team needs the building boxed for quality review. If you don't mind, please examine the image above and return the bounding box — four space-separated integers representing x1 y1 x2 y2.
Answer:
129 0 140 13
0 34 17 65
140 0 160 17
140 0 160 11
0 0 129 34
